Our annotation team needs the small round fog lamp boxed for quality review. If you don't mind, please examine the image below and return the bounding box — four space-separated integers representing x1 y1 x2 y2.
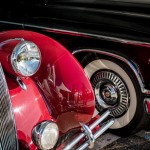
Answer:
11 41 41 76
32 121 59 150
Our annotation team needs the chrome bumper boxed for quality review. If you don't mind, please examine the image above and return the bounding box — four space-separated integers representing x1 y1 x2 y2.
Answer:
63 110 115 150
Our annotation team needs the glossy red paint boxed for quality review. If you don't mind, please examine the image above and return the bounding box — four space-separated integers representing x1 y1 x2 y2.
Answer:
37 51 95 133
0 30 95 133
6 75 53 149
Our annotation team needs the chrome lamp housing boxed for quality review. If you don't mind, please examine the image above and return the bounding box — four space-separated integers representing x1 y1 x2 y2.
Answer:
11 41 41 77
32 121 59 150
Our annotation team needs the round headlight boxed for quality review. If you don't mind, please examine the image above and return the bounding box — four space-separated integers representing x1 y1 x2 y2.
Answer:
11 41 41 76
32 121 59 150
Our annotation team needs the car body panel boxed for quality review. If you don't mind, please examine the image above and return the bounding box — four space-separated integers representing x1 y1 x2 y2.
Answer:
0 30 95 134
7 76 52 149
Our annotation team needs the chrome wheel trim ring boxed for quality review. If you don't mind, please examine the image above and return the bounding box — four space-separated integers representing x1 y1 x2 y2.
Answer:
84 59 137 129
92 70 130 118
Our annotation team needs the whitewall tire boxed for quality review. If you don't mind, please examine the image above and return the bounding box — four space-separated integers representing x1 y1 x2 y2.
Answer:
84 59 137 129
82 55 148 135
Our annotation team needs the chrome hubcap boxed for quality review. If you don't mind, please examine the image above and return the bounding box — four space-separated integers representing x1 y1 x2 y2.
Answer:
101 84 118 106
91 70 130 117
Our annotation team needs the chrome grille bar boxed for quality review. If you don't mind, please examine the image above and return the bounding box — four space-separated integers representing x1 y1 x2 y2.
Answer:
0 64 18 150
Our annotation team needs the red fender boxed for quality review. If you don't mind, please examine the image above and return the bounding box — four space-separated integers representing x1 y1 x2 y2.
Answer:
6 75 53 149
0 30 95 136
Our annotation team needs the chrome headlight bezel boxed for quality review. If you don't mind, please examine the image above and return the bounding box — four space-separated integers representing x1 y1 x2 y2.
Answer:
32 121 59 150
11 41 41 77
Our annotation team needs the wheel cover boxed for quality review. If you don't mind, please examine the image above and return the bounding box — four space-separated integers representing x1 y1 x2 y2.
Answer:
91 70 130 118
84 59 137 129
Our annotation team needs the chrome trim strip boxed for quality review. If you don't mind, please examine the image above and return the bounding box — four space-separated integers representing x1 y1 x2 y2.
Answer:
16 77 27 91
0 38 24 47
72 49 150 94
1 20 150 45
24 24 150 45
0 21 24 27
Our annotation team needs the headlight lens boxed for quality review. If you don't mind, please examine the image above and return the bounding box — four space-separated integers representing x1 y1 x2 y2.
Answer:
32 121 59 150
11 41 41 76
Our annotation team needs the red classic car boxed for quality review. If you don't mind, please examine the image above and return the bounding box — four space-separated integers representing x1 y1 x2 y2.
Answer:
1 0 150 149
0 30 114 149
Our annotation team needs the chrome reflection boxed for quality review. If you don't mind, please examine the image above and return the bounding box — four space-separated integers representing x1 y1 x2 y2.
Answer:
11 41 41 76
80 122 95 149
0 38 24 47
32 121 59 150
16 77 27 90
